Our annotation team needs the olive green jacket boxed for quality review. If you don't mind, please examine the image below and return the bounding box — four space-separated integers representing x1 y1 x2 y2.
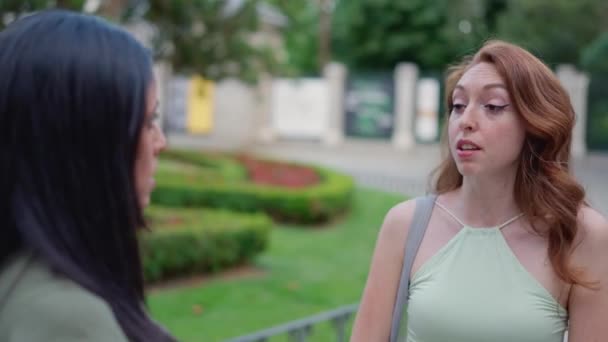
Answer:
0 251 129 341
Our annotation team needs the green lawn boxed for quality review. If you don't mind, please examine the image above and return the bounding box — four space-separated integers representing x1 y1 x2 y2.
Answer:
148 188 405 341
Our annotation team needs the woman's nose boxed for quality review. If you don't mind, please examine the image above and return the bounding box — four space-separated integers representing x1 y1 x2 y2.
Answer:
155 126 167 153
458 106 478 131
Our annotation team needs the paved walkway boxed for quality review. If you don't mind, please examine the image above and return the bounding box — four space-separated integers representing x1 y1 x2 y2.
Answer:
169 135 608 216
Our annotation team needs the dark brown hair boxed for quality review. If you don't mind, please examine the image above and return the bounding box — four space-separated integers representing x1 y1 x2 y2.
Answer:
0 10 174 340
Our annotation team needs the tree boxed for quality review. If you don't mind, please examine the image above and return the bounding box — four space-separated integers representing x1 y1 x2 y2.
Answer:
0 0 85 30
581 32 608 74
495 0 608 66
439 0 491 62
0 0 285 82
331 0 454 71
141 0 284 82
266 0 321 76
266 0 512 75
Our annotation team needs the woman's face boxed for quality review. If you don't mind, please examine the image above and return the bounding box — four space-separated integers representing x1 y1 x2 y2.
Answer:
134 81 166 207
448 62 527 177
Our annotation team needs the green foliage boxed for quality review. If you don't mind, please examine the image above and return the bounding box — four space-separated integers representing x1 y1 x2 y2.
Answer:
437 0 503 61
0 0 85 30
270 0 606 74
495 0 608 66
266 0 321 76
141 206 272 283
160 149 248 182
0 0 284 83
152 150 355 224
581 32 608 74
144 0 283 82
579 27 608 151
263 0 507 73
332 0 454 70
586 74 608 151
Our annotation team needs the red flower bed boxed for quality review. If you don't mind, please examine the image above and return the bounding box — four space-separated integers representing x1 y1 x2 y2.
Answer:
237 155 320 188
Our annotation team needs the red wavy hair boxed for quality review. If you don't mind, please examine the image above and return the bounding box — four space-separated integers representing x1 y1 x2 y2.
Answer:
432 40 589 286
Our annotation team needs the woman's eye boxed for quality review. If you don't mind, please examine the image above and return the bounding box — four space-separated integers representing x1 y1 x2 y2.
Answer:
485 104 509 113
452 104 466 113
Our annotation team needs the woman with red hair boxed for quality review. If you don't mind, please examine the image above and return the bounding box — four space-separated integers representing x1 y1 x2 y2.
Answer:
352 40 608 342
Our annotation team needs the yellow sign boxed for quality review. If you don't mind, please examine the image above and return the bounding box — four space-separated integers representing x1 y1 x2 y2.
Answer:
186 75 214 134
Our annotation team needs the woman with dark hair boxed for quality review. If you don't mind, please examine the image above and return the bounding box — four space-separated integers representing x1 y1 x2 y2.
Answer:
0 10 172 341
352 40 608 341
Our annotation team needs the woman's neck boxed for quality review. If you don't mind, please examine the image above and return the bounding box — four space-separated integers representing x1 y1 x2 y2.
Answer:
449 171 521 228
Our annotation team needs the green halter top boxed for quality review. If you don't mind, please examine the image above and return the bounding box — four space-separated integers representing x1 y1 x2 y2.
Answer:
406 201 568 342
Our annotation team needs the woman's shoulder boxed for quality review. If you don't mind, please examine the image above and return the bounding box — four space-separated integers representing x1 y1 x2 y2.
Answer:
576 206 608 249
573 206 608 275
0 252 128 341
378 195 435 245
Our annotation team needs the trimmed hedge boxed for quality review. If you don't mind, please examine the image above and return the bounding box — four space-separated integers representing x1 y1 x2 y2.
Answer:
152 151 355 224
160 149 248 182
140 206 272 283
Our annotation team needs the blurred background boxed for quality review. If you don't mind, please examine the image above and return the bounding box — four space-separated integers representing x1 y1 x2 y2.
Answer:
2 1 607 341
